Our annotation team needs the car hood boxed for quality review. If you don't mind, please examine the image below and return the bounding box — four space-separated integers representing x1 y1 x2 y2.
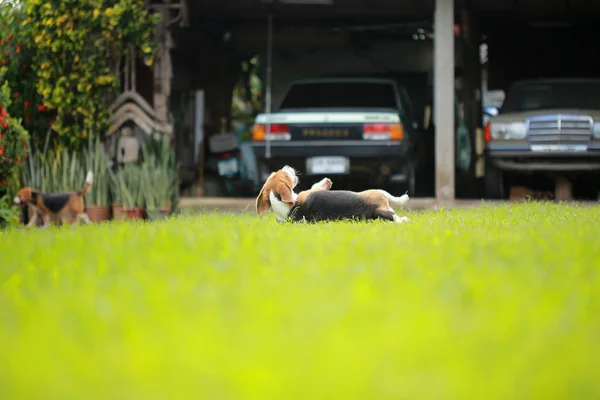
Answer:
491 108 600 123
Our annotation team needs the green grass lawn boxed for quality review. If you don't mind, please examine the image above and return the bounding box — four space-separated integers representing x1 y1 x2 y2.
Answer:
1 202 600 400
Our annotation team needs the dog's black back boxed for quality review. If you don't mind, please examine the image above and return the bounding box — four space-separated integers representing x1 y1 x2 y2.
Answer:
289 190 382 222
41 193 72 213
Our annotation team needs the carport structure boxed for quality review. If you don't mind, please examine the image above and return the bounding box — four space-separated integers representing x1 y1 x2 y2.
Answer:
163 0 600 200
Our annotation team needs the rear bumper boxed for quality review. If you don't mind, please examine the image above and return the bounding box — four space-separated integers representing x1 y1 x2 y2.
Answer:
250 139 407 158
250 140 411 184
486 143 600 172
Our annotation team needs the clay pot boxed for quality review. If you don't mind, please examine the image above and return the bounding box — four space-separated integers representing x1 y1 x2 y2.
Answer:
86 205 111 223
124 207 146 220
111 203 126 220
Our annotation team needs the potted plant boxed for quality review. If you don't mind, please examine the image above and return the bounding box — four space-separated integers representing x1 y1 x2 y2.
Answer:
140 134 179 219
109 168 125 220
121 163 145 220
84 138 111 222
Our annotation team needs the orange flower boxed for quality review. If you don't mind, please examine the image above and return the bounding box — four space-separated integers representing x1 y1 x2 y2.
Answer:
24 142 28 148
0 179 6 186
7 34 12 40
16 45 21 53
0 146 4 156
0 134 3 139
0 39 5 46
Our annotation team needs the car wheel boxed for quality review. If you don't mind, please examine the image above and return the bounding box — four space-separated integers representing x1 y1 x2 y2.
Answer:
484 158 506 199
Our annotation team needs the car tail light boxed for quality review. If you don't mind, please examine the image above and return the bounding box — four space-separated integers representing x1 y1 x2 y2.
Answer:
484 122 491 142
363 123 403 140
252 123 291 141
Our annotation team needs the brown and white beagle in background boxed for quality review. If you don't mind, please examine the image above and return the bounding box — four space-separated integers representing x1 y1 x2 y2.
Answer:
255 165 410 223
14 171 94 228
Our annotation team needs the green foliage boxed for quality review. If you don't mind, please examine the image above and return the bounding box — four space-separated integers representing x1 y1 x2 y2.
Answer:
22 148 85 193
140 134 178 210
0 74 30 226
2 0 159 152
0 2 51 149
1 203 600 397
82 136 111 206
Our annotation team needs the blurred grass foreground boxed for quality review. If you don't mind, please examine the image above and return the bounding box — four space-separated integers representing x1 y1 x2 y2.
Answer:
1 202 600 399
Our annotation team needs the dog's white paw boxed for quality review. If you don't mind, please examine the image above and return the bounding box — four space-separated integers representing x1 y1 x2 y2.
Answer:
393 215 409 224
312 177 333 190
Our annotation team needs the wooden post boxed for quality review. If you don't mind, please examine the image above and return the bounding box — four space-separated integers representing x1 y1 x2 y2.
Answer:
153 7 173 135
434 0 456 201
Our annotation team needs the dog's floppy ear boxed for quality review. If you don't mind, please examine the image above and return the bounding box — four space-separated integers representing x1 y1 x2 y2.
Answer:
276 182 294 203
256 173 275 215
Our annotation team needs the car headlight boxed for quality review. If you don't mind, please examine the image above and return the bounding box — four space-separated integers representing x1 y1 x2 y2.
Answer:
490 122 527 140
593 123 600 139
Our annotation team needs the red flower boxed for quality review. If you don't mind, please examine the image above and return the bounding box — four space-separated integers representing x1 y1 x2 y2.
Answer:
24 101 31 108
24 142 28 148
0 59 7 66
0 146 4 156
0 120 7 129
16 45 21 54
7 34 12 40
38 104 47 112
0 107 6 117
0 134 3 140
0 179 6 186
13 92 19 99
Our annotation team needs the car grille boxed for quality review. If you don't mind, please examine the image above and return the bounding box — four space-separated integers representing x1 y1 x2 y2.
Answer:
527 114 592 145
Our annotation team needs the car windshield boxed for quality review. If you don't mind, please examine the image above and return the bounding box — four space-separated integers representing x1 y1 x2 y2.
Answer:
279 81 398 110
501 81 600 113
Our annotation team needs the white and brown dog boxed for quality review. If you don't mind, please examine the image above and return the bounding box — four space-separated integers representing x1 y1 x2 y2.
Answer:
14 171 94 228
255 165 409 223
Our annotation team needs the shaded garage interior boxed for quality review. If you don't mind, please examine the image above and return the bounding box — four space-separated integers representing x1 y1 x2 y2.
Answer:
169 0 600 199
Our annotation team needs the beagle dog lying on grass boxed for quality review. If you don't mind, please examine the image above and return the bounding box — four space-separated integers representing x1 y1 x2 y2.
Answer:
14 171 94 228
255 165 409 223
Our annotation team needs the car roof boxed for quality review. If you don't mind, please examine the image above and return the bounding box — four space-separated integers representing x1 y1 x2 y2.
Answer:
509 78 600 88
288 77 398 85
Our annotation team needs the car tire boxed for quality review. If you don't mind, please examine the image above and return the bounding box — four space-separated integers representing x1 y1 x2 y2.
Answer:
484 158 506 199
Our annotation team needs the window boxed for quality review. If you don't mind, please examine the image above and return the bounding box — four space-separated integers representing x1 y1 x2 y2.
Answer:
279 82 398 110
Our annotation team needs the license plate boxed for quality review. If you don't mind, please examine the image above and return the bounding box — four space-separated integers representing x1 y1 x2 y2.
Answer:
530 144 588 152
217 158 239 177
306 156 349 175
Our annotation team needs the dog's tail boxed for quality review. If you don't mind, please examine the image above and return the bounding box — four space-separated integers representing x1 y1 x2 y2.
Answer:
77 171 94 196
379 189 409 208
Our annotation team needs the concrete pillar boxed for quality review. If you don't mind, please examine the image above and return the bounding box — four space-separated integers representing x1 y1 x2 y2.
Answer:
434 0 455 201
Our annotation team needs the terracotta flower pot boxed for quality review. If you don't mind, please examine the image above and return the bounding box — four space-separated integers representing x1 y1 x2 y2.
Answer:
85 205 111 223
124 207 146 220
112 203 126 220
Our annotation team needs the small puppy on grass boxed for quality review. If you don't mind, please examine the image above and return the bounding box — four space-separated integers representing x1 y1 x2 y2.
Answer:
14 171 94 228
256 165 409 223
